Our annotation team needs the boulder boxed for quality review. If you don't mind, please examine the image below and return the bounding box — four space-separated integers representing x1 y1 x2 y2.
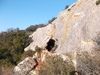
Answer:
14 57 38 75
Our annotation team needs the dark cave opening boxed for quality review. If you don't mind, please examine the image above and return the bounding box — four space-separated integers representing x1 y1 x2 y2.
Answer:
45 39 55 51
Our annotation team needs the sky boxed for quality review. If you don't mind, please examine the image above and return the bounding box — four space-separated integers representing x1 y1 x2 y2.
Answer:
0 0 77 32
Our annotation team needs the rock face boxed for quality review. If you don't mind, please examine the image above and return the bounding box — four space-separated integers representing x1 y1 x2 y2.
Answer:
24 24 55 51
15 0 100 74
25 0 100 53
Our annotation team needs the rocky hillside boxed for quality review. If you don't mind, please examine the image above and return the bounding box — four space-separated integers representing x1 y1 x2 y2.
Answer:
14 0 100 75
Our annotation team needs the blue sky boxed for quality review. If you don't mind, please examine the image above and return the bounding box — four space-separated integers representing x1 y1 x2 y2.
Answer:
0 0 77 32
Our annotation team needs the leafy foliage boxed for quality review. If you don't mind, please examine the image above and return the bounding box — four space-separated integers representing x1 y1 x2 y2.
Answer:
68 9 71 11
35 46 42 54
21 50 36 60
39 55 75 75
25 24 46 33
65 5 69 9
48 17 56 24
0 23 46 68
0 29 32 66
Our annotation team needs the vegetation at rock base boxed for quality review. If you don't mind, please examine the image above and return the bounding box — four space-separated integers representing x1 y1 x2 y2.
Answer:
0 29 31 66
0 29 29 74
39 55 75 75
0 24 46 75
35 46 42 54
21 50 36 60
96 0 100 5
51 44 58 53
77 51 100 74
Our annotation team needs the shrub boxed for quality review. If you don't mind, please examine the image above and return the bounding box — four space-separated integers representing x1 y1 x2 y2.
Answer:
68 9 71 11
21 50 36 60
35 46 42 54
51 44 58 53
21 46 42 61
0 28 32 66
25 24 46 33
65 5 69 9
35 46 43 58
96 0 100 5
77 51 100 74
48 17 56 24
39 55 75 75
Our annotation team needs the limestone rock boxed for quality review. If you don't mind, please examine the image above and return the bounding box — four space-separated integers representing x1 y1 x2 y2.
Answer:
23 0 100 74
14 57 38 75
25 0 100 53
54 0 100 54
24 24 55 51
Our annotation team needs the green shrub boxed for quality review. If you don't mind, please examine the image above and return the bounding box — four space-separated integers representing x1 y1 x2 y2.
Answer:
35 46 43 58
39 55 75 75
96 0 100 5
0 28 32 66
51 44 58 53
21 46 42 61
68 9 71 11
25 24 46 33
48 17 56 24
65 5 69 9
77 51 100 74
35 46 42 53
21 50 36 60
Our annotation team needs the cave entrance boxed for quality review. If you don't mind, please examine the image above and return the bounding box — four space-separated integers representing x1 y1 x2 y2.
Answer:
45 39 55 51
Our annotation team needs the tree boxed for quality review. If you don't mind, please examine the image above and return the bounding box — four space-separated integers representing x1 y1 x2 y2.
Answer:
65 5 69 9
48 17 56 24
25 24 46 32
0 28 32 66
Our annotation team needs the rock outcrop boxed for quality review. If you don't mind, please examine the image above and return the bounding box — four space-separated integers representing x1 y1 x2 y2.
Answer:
14 0 100 75
14 57 38 75
24 24 55 51
25 0 100 53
